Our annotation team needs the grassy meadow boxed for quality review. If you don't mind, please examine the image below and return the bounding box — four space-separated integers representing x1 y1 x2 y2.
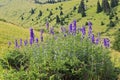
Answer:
0 0 120 80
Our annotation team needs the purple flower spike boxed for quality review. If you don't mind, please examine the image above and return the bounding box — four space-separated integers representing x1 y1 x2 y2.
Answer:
46 22 49 31
73 20 77 28
15 40 18 48
73 20 77 33
91 34 95 43
95 38 99 45
50 27 54 35
88 21 92 27
24 40 28 46
88 29 92 38
30 28 35 43
36 38 39 43
20 39 22 46
40 29 44 36
69 23 72 33
8 42 11 48
81 26 86 36
40 35 43 42
30 38 33 46
103 38 110 48
64 34 67 37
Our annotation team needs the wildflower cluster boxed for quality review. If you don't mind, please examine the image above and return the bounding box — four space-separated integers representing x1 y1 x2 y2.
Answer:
2 20 119 80
8 20 110 48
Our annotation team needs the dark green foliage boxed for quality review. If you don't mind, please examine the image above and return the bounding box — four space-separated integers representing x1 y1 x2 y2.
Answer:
60 11 64 15
102 0 111 14
85 21 88 25
60 17 65 25
78 0 86 17
96 0 102 13
2 34 119 80
21 17 24 20
0 18 6 22
110 0 119 8
109 20 115 27
101 21 105 25
49 11 53 16
30 8 35 15
59 6 63 10
0 50 29 71
113 29 120 52
73 6 77 11
48 0 55 3
115 16 119 20
38 10 42 17
109 12 114 19
56 15 60 23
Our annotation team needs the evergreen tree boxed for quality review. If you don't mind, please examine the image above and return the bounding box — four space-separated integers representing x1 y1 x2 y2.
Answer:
38 10 42 17
49 11 53 16
102 0 111 14
111 0 119 8
56 15 60 23
60 11 64 15
96 0 102 13
73 6 77 11
78 0 86 17
109 20 115 27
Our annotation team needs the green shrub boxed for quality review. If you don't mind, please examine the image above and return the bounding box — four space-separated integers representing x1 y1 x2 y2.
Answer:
113 29 120 52
0 50 29 71
2 34 118 80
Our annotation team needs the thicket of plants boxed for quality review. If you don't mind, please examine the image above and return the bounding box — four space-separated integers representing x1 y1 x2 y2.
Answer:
113 29 120 52
0 21 120 80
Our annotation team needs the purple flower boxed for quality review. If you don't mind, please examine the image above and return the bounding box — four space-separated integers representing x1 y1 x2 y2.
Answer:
30 38 33 45
69 23 72 33
24 40 28 46
46 22 49 31
40 35 43 42
40 29 44 36
36 38 39 43
88 21 92 28
64 34 67 37
95 38 99 45
91 34 95 43
20 39 22 46
81 26 86 36
88 21 92 37
15 40 18 48
50 27 54 35
73 20 77 33
30 28 34 43
88 29 92 38
103 38 110 48
95 32 101 44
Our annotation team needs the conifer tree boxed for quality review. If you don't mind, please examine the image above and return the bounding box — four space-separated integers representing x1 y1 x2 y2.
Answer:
96 0 102 13
111 0 119 8
60 11 64 15
56 15 60 23
78 0 86 17
102 0 111 14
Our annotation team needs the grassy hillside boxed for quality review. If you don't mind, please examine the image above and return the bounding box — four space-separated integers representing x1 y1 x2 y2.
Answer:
0 21 40 56
0 0 120 56
0 0 119 32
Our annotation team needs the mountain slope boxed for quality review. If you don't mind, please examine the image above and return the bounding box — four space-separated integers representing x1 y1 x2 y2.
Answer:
0 21 39 55
0 0 119 33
